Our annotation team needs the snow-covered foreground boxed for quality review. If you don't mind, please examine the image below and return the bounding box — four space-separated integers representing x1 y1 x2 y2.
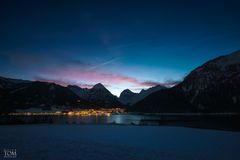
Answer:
0 125 240 160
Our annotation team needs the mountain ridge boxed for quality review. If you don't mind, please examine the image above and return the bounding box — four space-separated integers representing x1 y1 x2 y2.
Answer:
1 50 239 113
68 83 121 108
0 79 95 112
119 85 166 105
131 50 240 113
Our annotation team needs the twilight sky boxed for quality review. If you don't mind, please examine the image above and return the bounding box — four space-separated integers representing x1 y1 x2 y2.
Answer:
0 0 240 96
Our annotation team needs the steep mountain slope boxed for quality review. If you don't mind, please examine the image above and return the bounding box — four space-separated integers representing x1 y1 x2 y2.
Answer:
0 76 31 89
119 85 166 105
68 83 122 108
178 50 240 111
119 89 138 105
0 78 94 112
132 51 240 113
130 87 193 112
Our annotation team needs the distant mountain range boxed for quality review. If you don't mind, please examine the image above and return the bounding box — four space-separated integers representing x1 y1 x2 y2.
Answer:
0 76 163 112
119 85 166 105
68 83 121 108
131 50 240 113
1 50 239 113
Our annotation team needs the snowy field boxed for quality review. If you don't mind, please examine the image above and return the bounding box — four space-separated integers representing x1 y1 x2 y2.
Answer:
0 125 240 160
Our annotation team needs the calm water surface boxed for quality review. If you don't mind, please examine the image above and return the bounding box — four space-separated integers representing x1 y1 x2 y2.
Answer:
53 114 160 125
1 113 239 129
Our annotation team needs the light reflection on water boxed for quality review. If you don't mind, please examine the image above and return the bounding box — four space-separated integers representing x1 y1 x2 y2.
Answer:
0 114 159 125
54 114 147 125
53 114 161 125
1 113 238 126
64 115 112 124
110 114 155 125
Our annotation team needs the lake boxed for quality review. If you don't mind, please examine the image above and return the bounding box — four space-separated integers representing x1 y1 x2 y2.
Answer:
0 114 159 125
1 113 239 131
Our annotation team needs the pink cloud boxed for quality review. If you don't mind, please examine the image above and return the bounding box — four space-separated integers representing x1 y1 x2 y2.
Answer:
35 68 161 89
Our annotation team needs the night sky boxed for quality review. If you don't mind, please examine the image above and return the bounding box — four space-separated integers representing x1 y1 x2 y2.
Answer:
0 0 240 96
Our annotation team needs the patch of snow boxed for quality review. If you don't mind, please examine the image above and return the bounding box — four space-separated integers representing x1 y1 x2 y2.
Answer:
0 125 240 160
232 97 237 104
190 90 199 103
10 86 28 94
